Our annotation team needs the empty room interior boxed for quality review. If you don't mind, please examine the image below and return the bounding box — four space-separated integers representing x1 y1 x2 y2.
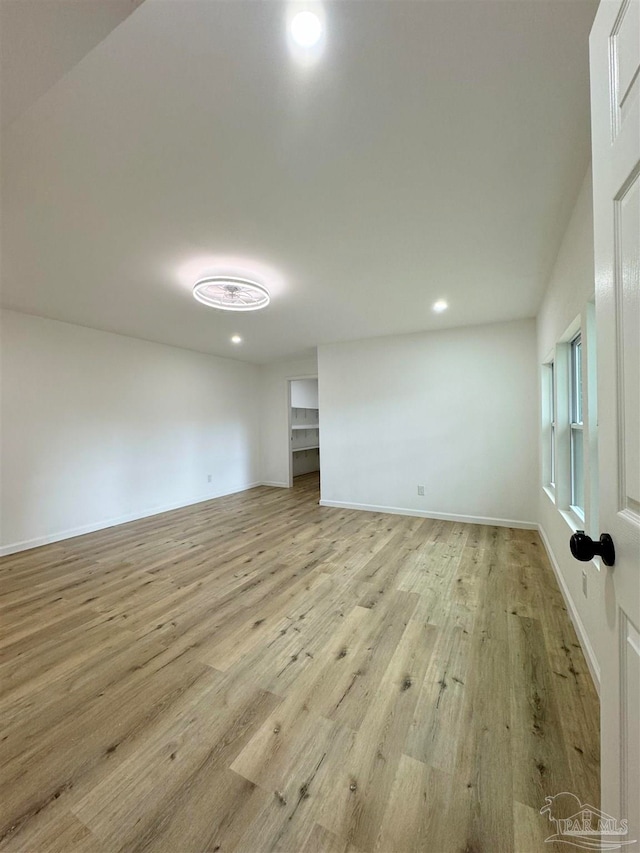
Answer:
1 0 639 851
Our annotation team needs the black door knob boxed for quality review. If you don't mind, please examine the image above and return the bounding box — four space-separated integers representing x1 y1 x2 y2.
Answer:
570 530 615 566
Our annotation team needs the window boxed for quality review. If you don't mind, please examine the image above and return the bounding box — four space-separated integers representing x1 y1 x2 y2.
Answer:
570 334 584 517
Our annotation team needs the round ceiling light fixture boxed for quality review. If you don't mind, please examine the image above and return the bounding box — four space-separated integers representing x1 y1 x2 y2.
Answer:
290 11 322 46
432 299 448 313
193 277 270 311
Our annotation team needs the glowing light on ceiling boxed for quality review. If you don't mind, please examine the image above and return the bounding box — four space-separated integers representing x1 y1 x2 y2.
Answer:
290 11 322 46
192 277 270 311
286 4 326 65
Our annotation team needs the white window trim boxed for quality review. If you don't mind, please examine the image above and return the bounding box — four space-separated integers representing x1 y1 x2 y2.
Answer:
542 355 556 497
569 333 584 517
541 306 598 565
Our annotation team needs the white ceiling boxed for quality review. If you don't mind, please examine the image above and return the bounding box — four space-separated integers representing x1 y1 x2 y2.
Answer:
0 0 144 129
1 0 597 363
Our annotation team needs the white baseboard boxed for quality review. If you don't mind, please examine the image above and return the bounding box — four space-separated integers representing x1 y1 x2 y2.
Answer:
538 523 601 694
261 481 289 488
0 481 262 557
318 499 537 530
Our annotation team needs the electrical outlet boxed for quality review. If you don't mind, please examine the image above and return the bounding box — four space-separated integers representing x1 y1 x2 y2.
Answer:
582 569 587 597
207 474 212 483
417 485 425 496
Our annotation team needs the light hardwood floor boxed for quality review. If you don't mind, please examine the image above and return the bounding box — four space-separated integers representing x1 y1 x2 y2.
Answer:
0 473 599 853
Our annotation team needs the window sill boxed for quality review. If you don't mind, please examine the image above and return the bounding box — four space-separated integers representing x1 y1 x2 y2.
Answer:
543 485 556 505
569 504 585 523
559 507 585 535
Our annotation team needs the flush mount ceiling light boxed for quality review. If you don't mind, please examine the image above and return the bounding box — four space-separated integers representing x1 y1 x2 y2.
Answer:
432 299 448 313
193 277 270 311
290 11 322 46
231 335 242 344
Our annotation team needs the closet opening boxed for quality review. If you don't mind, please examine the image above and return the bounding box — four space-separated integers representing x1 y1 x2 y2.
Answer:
288 377 320 492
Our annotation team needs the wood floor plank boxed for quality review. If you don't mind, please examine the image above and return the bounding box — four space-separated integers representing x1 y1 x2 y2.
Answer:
314 619 438 850
508 614 574 810
373 755 476 853
513 798 568 853
0 473 599 852
0 812 106 853
453 533 516 852
0 658 215 846
71 674 280 850
403 620 472 775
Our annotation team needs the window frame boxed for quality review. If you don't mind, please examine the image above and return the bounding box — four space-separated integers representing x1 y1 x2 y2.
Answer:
569 334 584 519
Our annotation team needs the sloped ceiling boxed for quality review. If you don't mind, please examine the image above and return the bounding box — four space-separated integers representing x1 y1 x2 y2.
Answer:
0 0 145 128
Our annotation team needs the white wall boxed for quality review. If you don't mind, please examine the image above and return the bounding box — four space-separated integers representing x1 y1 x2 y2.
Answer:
290 378 318 409
536 168 602 688
259 354 318 487
318 318 537 526
0 310 261 554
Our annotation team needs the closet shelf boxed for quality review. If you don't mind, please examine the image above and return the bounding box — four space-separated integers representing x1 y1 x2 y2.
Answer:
292 445 320 452
291 424 319 430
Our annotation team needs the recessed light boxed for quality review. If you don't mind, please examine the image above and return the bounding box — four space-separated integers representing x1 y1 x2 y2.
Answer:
290 11 322 47
193 277 270 311
231 335 242 344
432 299 448 313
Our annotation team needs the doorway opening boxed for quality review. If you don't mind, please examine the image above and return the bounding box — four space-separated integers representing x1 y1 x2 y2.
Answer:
288 377 319 493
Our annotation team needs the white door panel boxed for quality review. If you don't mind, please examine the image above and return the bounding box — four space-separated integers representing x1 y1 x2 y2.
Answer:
622 617 640 848
611 0 640 131
590 0 640 847
616 176 639 517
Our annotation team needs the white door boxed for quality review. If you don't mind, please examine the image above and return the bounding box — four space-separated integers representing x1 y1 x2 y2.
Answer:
590 0 640 847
